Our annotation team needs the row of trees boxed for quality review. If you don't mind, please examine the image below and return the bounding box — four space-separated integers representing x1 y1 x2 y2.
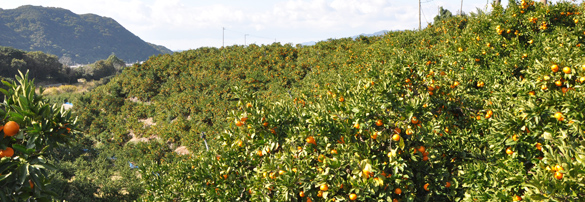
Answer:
0 46 126 84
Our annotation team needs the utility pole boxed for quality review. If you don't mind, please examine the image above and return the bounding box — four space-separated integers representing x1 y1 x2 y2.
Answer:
418 0 421 30
245 34 248 46
222 27 225 48
460 0 464 16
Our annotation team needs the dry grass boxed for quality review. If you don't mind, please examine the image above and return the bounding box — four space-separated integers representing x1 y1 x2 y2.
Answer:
41 80 101 96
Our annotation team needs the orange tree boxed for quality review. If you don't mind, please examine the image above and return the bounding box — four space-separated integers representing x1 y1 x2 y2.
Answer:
74 1 585 201
0 72 76 201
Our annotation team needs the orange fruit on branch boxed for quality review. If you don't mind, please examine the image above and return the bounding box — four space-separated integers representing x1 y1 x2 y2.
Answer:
551 64 559 72
506 147 514 155
3 121 20 137
349 193 357 201
554 112 564 121
320 184 329 191
306 136 316 145
562 66 571 74
395 188 402 195
554 171 563 180
392 134 401 141
0 147 14 158
375 119 383 126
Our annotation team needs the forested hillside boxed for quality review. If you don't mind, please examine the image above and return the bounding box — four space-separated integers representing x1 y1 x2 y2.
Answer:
1 1 584 201
0 5 172 64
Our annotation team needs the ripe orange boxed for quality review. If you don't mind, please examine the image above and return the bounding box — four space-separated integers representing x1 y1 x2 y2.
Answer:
554 112 564 121
551 64 559 72
445 181 451 188
292 168 297 173
353 123 360 129
506 147 514 155
392 134 401 141
411 116 419 124
257 150 263 157
395 188 402 195
376 119 384 126
535 143 542 151
424 183 430 191
555 80 562 87
339 97 345 102
331 149 338 155
263 122 269 127
317 190 323 197
279 170 286 175
405 128 414 135
3 121 20 137
349 193 357 201
554 171 563 180
417 146 426 153
477 81 485 87
513 195 522 201
362 169 371 178
306 136 316 145
393 128 401 134
307 197 313 202
528 91 535 96
0 147 14 158
485 110 493 119
29 179 34 189
579 77 585 83
554 164 564 171
238 140 243 147
512 134 518 141
423 156 429 161
405 78 411 83
299 191 305 197
562 66 571 74
246 103 252 108
269 172 276 179
320 184 329 191
236 121 244 127
370 132 378 140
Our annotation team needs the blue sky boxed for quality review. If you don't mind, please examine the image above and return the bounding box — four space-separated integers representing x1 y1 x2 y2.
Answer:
0 0 565 50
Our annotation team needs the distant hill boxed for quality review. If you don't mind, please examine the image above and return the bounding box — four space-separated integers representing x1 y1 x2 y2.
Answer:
0 5 172 64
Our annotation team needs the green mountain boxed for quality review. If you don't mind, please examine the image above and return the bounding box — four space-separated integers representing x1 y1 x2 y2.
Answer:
0 5 172 64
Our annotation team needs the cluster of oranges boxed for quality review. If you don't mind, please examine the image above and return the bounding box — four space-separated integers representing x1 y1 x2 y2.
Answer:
546 164 564 180
0 121 20 158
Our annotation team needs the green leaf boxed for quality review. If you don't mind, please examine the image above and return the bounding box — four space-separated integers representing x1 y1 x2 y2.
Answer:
529 194 548 200
11 144 28 154
18 164 28 185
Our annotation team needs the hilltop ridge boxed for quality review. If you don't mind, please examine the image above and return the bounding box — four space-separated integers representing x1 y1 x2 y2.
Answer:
0 5 172 64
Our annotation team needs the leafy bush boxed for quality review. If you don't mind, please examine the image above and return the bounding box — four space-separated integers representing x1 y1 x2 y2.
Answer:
63 1 585 201
0 71 77 201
